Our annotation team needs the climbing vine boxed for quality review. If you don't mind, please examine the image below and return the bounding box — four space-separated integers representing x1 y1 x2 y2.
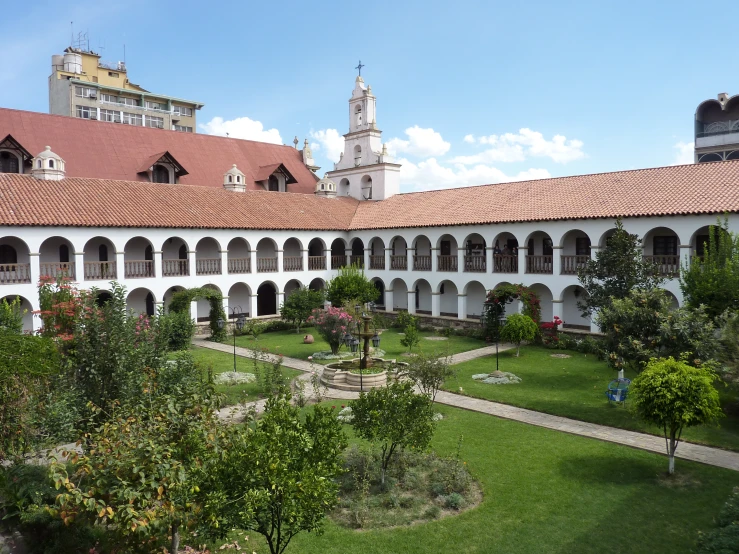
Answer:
482 284 541 342
169 287 227 341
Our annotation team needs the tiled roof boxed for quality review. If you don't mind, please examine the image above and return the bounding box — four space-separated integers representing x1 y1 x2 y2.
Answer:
0 174 358 230
0 108 318 193
350 161 739 229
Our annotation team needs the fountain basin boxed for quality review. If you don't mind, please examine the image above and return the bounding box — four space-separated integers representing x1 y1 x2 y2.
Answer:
321 358 408 391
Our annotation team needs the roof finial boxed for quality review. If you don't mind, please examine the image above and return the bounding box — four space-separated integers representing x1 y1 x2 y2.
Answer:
355 60 364 77
293 136 299 149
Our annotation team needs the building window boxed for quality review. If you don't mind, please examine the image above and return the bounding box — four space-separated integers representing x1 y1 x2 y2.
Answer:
99 244 108 262
108 71 119 78
59 244 69 263
101 93 118 104
100 109 121 123
172 105 193 117
122 112 142 126
152 165 170 183
76 105 97 119
48 159 54 168
653 236 678 256
121 97 139 107
268 175 279 191
74 86 96 98
145 100 166 111
576 237 591 256
145 116 164 129
0 244 17 264
0 152 19 174
173 125 193 133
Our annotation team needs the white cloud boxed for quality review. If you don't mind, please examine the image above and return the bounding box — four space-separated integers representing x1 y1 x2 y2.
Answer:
399 157 551 191
455 128 585 164
386 126 451 158
673 141 694 165
310 129 345 162
463 134 476 144
199 116 282 144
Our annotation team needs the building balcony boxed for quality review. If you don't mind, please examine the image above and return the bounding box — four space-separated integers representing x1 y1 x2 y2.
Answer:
493 255 518 273
163 259 189 277
257 257 278 273
196 258 221 276
0 263 31 284
526 255 553 274
643 255 680 277
308 256 326 270
84 261 117 281
350 255 364 268
228 258 251 274
369 255 385 270
390 255 407 270
39 262 75 280
125 260 154 279
464 255 486 273
414 255 432 271
437 255 458 272
284 256 303 272
560 255 590 275
331 255 346 270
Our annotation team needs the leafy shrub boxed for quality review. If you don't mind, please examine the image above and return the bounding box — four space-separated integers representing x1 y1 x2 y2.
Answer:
395 311 417 330
158 351 201 396
500 313 539 356
325 265 379 307
372 312 393 330
0 296 24 334
696 487 739 553
444 492 465 510
438 326 454 338
539 316 563 348
400 323 421 353
160 309 195 351
307 307 353 355
423 505 441 519
404 352 455 403
280 286 325 333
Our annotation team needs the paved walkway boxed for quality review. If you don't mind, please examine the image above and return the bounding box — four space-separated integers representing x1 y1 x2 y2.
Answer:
194 338 739 472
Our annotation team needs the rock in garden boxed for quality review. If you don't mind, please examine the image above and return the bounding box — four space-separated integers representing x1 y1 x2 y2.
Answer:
472 371 522 385
303 334 314 344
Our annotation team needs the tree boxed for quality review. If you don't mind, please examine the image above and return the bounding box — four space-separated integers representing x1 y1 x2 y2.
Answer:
577 218 665 318
0 296 25 334
325 265 379 308
204 395 347 554
280 286 325 333
681 219 739 320
400 323 421 353
351 381 435 484
499 313 538 356
629 357 723 474
404 351 455 404
596 288 719 372
307 306 353 354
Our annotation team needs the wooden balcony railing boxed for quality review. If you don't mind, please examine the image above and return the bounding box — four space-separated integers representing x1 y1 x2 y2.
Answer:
464 255 486 273
0 263 31 284
39 262 75 279
125 260 154 278
526 255 553 274
414 255 432 271
228 257 250 274
437 255 458 272
350 255 364 268
643 255 680 277
390 255 407 270
284 256 303 271
196 258 221 275
560 255 590 275
369 255 385 270
493 255 518 273
331 255 346 270
308 256 326 270
163 259 189 277
257 257 278 272
84 261 117 281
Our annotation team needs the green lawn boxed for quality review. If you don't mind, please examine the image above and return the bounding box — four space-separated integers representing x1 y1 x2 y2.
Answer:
230 327 484 363
443 346 739 452
205 404 739 554
187 346 302 406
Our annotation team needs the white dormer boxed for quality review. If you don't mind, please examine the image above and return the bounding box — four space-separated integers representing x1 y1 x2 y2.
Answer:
223 164 246 192
314 175 337 198
31 146 65 180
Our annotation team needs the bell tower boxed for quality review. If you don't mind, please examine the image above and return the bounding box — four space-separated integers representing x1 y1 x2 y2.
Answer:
326 63 400 201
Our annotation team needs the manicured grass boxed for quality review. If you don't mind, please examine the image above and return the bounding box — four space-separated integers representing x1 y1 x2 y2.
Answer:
443 346 739 452
188 346 302 406
230 327 484 363
205 404 739 554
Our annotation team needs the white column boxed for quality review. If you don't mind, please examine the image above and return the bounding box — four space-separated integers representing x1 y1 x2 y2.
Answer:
485 246 493 274
345 248 352 267
189 299 198 322
116 251 125 280
679 244 691 270
385 247 392 271
385 288 394 311
431 247 439 272
552 246 562 276
590 246 600 261
407 290 416 314
276 291 285 313
277 249 284 273
407 247 414 272
222 296 230 320
188 250 196 276
29 252 40 286
155 301 165 317
249 294 258 318
518 246 528 275
153 250 163 279
302 248 309 272
457 249 465 273
220 250 228 275
552 298 563 322
249 248 257 274
457 294 467 320
431 292 441 317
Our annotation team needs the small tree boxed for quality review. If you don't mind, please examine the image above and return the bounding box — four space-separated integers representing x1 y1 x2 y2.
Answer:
629 357 723 474
351 381 435 484
404 351 455 404
325 265 379 308
280 286 325 333
577 218 665 318
0 296 25 334
307 307 353 354
205 395 347 554
499 313 538 357
400 323 421 353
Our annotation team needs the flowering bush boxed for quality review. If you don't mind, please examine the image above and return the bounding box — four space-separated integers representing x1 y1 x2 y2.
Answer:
307 307 353 354
540 316 563 348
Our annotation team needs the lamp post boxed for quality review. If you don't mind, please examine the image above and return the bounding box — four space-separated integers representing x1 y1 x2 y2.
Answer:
229 306 245 373
482 302 505 373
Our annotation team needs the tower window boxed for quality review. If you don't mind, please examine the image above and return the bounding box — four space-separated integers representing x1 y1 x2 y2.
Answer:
49 159 54 169
228 175 233 183
355 105 362 126
0 152 19 174
152 165 170 184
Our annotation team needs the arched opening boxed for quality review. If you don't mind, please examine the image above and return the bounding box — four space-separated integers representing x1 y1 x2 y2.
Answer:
227 237 250 274
350 238 364 267
284 279 303 300
268 175 279 192
331 238 347 270
309 278 325 291
438 280 459 317
355 104 363 127
436 234 458 272
257 282 277 316
308 238 326 270
353 145 362 166
0 243 18 264
529 283 553 322
360 175 373 199
561 285 590 330
371 278 385 308
124 237 155 278
414 279 432 314
283 238 303 272
698 152 723 163
39 236 76 279
525 231 553 274
464 281 487 318
95 290 113 307
163 286 185 312
1 295 34 332
0 151 19 174
369 237 385 269
463 233 486 272
0 237 30 284
492 232 519 273
412 235 432 271
643 226 680 277
339 178 350 192
228 283 251 317
492 281 522 317
127 288 155 317
661 289 680 310
727 150 739 161
48 159 54 169
195 237 221 276
197 284 221 321
390 236 408 270
689 225 730 260
83 237 117 281
392 278 408 311
228 175 233 183
152 164 170 184
256 238 278 273
162 237 189 277
560 229 592 275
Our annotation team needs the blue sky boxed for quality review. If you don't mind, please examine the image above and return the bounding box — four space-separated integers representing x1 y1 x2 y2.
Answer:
2 0 737 192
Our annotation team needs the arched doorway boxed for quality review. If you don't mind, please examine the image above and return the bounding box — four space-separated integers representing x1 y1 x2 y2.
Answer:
257 282 277 316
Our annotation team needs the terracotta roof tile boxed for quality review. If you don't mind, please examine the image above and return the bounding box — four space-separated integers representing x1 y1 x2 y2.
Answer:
0 108 318 193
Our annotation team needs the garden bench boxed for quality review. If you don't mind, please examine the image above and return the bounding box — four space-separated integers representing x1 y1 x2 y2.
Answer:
605 378 631 405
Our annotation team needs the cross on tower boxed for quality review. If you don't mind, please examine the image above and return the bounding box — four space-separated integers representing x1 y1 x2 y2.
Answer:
355 60 364 77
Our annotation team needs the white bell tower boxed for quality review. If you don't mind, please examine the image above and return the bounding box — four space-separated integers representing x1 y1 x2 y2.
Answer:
326 64 400 201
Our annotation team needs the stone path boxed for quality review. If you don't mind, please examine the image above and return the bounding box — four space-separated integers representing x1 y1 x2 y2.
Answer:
194 338 739 472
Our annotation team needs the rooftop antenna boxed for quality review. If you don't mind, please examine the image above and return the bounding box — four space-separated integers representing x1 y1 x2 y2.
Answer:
70 21 73 46
98 39 106 55
123 43 126 65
